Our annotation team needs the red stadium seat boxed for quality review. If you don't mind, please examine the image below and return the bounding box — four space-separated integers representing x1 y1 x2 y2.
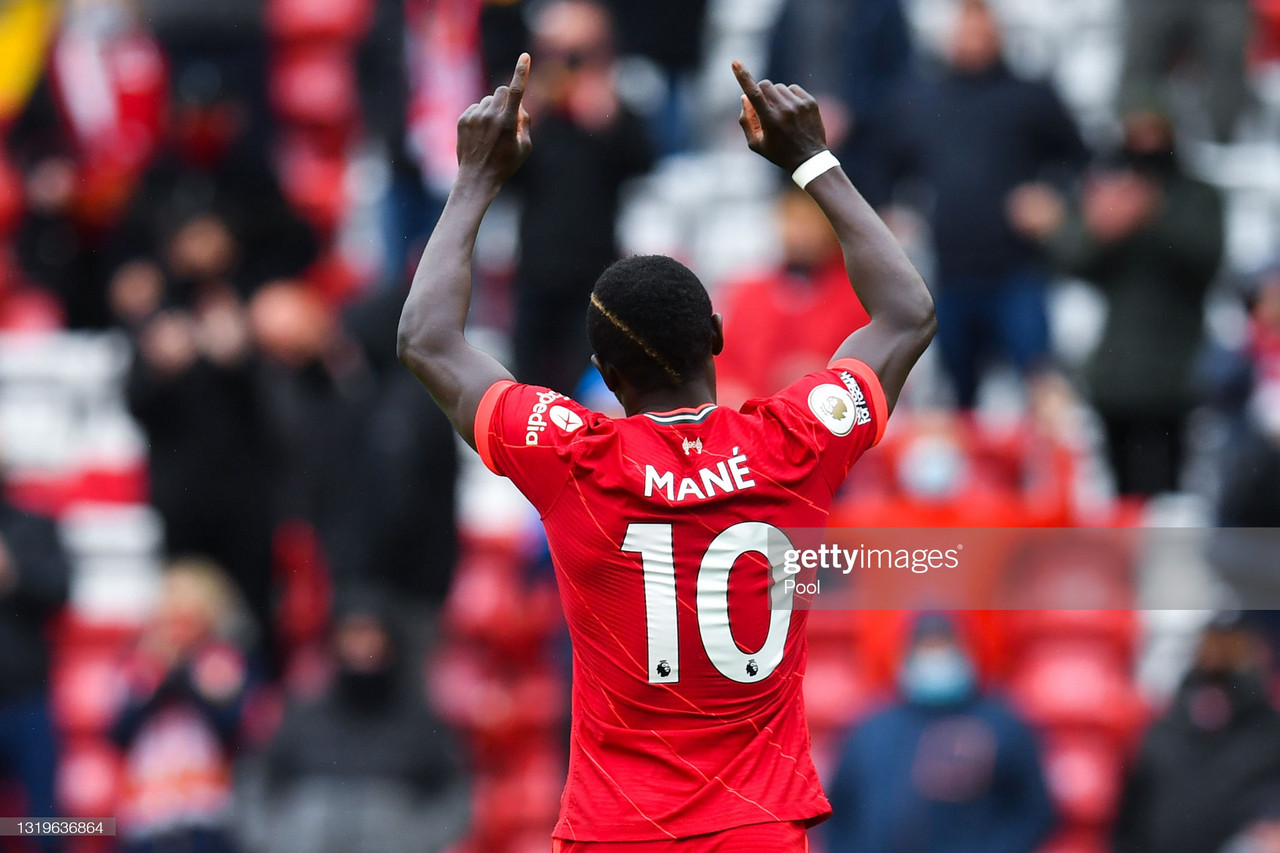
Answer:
0 285 63 333
1009 642 1146 741
51 650 126 735
1037 827 1112 853
805 609 864 647
56 738 122 818
270 47 359 133
4 465 148 517
1255 0 1280 62
265 0 374 45
1005 610 1139 670
276 138 349 238
0 155 23 236
803 654 882 734
470 752 563 846
1042 731 1124 827
303 250 364 306
272 519 333 655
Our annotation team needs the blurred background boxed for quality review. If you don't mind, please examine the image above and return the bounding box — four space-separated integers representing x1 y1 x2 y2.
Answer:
1 0 1280 850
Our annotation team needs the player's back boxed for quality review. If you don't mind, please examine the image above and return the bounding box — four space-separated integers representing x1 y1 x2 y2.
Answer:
474 357 887 841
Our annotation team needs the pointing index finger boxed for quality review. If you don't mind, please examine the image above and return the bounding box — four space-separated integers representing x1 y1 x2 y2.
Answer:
506 52 530 113
732 60 765 110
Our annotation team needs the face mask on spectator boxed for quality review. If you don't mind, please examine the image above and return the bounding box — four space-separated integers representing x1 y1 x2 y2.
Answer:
336 663 396 710
897 435 968 501
900 646 976 706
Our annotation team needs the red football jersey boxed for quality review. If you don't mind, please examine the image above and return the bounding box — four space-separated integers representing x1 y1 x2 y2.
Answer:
475 357 888 841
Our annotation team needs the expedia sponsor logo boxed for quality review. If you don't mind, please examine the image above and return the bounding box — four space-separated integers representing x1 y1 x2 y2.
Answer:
837 371 872 427
525 390 565 445
838 370 865 405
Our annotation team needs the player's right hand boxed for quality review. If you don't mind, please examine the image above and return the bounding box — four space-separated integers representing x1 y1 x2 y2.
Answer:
456 53 532 189
732 61 828 173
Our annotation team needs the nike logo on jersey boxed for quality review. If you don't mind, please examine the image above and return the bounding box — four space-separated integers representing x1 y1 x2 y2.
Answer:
644 447 756 502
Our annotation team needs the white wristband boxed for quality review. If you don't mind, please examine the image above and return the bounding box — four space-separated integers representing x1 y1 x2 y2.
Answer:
791 150 840 189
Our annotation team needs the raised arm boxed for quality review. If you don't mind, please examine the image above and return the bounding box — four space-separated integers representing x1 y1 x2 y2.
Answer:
397 55 532 450
733 62 935 411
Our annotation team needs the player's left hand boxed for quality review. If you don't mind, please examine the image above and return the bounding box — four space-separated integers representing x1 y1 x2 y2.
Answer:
457 53 532 189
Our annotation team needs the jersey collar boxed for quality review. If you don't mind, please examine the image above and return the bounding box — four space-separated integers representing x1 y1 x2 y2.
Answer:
641 403 718 425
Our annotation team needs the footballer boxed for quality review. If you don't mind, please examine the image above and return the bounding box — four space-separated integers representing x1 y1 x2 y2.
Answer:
397 53 936 851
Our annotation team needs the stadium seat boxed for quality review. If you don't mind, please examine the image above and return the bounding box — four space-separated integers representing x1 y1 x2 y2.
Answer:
272 519 333 655
0 154 22 236
0 287 63 333
270 47 359 134
265 0 374 45
1256 0 1280 62
1004 610 1138 670
1037 827 1112 853
56 737 122 819
304 250 363 306
469 755 562 849
803 654 881 733
1009 642 1146 741
276 138 349 238
1042 731 1124 827
51 649 126 734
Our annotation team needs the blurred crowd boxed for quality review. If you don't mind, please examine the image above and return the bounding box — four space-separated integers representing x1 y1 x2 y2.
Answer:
1 0 1280 850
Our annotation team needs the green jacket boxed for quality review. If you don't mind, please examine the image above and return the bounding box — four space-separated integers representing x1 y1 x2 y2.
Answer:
1048 173 1224 416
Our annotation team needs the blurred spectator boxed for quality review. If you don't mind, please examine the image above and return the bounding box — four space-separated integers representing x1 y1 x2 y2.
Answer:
127 284 274 652
510 0 654 393
358 0 485 288
249 280 375 588
137 0 271 149
340 284 459 603
1224 786 1280 853
7 0 168 328
1202 271 1280 633
261 592 469 853
1114 612 1280 853
1210 267 1280 526
886 0 1088 409
1013 107 1224 496
602 0 709 153
111 558 252 853
0 487 70 853
768 0 911 208
1119 0 1252 143
825 613 1055 853
107 70 317 304
716 185 869 408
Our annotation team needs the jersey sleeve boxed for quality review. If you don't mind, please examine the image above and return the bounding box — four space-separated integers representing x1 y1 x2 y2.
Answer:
474 380 595 512
763 357 889 493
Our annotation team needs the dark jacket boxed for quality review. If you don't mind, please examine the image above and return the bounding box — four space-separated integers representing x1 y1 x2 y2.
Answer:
1048 167 1223 416
889 62 1088 280
1114 673 1280 853
825 694 1055 853
513 107 654 294
0 500 71 700
769 0 911 129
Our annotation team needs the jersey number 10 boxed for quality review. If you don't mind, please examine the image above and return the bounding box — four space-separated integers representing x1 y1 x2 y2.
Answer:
621 521 798 686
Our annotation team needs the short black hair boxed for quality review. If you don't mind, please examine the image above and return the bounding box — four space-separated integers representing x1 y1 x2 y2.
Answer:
587 255 714 392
